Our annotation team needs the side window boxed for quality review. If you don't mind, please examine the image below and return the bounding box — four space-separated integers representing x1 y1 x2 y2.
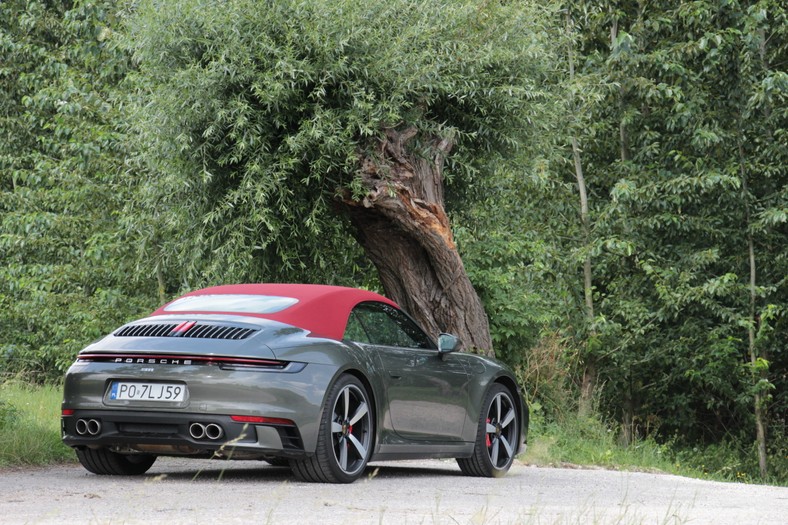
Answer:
350 302 435 349
344 311 370 343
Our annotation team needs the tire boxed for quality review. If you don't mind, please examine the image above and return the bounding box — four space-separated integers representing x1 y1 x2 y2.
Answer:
457 383 519 478
263 457 290 467
76 448 156 476
291 375 373 483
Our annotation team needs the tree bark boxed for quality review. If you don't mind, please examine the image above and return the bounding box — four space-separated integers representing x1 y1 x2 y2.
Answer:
156 260 166 306
342 127 493 355
567 11 597 417
739 144 768 479
576 133 596 417
749 235 768 480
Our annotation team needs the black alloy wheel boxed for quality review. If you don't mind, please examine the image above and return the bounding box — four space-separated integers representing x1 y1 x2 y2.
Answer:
458 383 519 477
291 374 373 483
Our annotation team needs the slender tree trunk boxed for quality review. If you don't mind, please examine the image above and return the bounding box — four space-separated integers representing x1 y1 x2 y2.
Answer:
612 15 635 442
621 391 634 446
566 11 597 416
342 127 493 355
156 260 166 305
739 146 768 479
612 17 630 164
749 235 768 480
574 134 596 417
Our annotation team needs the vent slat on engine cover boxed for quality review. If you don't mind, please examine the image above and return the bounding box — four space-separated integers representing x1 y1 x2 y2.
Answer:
114 323 257 340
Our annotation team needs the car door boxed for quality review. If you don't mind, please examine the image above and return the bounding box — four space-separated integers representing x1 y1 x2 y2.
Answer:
347 302 470 441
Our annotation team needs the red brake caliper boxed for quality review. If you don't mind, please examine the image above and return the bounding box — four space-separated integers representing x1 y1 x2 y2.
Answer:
486 418 492 448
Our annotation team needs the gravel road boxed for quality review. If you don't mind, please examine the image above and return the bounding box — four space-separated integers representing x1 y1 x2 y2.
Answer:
2 458 786 524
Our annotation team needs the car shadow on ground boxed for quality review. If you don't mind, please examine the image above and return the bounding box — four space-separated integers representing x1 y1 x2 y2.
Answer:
144 461 463 483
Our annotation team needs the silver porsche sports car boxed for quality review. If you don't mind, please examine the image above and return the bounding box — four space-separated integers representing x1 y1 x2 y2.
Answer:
62 284 528 483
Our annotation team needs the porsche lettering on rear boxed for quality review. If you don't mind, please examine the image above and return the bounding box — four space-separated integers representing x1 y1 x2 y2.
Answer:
113 358 193 365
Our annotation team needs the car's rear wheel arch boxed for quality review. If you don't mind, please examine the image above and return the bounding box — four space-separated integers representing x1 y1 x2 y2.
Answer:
493 375 527 440
458 381 520 477
333 368 379 453
291 371 375 482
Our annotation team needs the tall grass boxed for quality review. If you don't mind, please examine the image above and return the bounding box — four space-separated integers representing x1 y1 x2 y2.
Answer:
522 408 788 485
0 380 75 466
515 337 787 486
522 412 684 474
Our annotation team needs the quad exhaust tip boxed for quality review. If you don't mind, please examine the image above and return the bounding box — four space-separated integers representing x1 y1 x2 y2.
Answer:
189 422 224 441
73 417 224 440
205 423 224 440
75 418 102 436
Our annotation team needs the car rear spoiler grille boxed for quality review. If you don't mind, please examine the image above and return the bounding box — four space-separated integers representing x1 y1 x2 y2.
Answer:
114 323 257 340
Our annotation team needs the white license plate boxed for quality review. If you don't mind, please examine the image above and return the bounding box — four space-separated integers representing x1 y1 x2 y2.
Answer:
109 382 186 402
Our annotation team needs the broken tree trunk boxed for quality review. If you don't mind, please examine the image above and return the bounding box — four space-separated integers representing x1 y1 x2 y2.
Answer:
342 127 493 356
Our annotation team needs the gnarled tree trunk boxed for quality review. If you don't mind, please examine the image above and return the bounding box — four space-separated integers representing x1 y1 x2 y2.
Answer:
342 127 493 356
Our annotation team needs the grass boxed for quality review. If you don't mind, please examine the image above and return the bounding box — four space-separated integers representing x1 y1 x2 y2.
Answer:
0 380 75 467
522 414 689 475
521 409 788 486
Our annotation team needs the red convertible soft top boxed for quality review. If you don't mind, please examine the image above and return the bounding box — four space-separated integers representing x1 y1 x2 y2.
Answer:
150 284 399 341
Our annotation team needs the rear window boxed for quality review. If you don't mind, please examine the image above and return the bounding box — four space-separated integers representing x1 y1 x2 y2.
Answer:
163 294 298 314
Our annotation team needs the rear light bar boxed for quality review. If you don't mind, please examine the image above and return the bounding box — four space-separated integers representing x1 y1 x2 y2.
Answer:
76 353 288 369
231 415 295 426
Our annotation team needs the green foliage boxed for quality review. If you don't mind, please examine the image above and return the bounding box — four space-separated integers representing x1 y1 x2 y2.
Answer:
454 146 583 365
0 0 785 482
672 433 788 484
459 0 787 479
0 0 159 381
524 411 690 475
0 399 20 429
525 409 788 485
512 335 577 421
538 0 788 475
119 0 559 290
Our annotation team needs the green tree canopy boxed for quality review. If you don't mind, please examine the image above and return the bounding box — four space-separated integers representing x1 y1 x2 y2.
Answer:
122 0 559 352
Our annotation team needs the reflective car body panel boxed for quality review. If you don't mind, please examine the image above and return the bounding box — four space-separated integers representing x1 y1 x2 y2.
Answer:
371 344 470 441
62 284 528 478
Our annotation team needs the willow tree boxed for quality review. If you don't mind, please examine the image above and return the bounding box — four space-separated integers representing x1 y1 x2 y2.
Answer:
123 0 558 355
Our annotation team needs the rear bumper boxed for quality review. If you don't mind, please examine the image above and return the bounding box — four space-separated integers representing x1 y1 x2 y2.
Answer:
62 358 343 455
62 410 305 459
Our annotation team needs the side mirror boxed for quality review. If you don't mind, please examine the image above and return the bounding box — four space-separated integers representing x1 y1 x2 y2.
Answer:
437 333 460 356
